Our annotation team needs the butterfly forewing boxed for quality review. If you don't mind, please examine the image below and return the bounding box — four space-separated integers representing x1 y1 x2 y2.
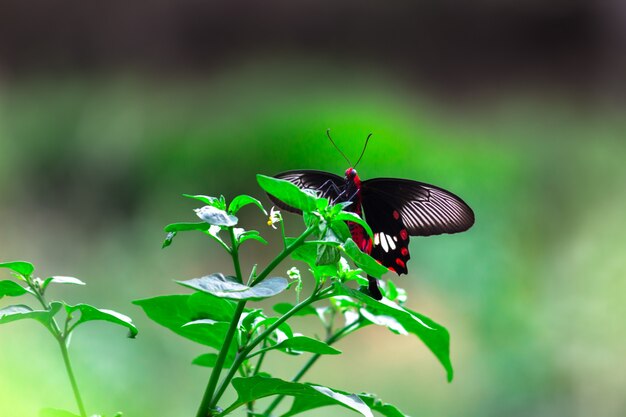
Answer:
362 178 474 236
270 170 344 214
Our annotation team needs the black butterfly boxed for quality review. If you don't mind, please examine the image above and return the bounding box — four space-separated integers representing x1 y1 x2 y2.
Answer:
267 133 475 300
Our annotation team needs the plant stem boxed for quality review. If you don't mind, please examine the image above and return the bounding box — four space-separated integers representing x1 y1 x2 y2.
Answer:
262 320 361 417
195 226 316 417
27 277 88 417
211 289 322 409
58 338 88 417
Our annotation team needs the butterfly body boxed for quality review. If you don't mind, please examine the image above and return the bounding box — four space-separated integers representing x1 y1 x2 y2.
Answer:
268 168 474 299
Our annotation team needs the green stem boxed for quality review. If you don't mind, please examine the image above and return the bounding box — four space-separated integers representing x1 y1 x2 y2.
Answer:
262 320 361 417
58 338 88 417
196 225 316 417
211 289 323 410
196 228 245 417
27 277 88 417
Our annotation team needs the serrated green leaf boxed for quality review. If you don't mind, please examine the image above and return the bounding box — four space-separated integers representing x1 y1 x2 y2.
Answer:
257 175 317 213
273 335 342 355
133 293 237 359
336 285 453 382
0 303 61 327
177 273 288 301
228 375 373 417
0 280 29 299
163 222 211 233
39 409 81 417
0 261 34 278
195 206 238 227
65 304 138 338
342 239 388 278
41 276 86 292
192 352 234 368
334 212 374 238
229 195 267 215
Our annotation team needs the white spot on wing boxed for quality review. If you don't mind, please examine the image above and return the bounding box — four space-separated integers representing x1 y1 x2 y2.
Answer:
380 233 389 252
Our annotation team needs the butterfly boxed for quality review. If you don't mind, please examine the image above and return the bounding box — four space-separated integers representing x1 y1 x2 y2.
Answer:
267 132 475 300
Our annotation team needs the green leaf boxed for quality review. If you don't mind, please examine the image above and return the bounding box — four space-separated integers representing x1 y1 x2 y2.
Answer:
65 304 138 338
334 212 374 238
228 375 373 417
288 240 317 266
272 302 318 317
336 285 453 382
329 220 352 242
229 195 267 215
133 293 237 359
162 231 176 248
358 393 407 417
273 335 342 355
192 352 234 368
386 280 399 301
0 280 29 299
39 409 81 417
236 229 268 246
41 276 86 292
342 239 388 278
163 222 211 233
182 194 220 206
251 317 294 340
316 243 340 266
195 206 238 227
177 273 288 301
257 175 317 213
0 303 61 327
0 261 34 278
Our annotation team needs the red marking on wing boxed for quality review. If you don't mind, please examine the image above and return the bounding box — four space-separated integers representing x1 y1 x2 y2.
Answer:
388 267 396 273
395 258 406 268
393 210 400 220
400 229 408 240
401 247 409 256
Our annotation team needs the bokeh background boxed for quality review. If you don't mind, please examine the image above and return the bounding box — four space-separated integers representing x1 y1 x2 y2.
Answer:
1 1 625 416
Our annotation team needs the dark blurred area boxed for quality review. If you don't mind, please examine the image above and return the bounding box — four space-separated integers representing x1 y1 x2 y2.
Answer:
1 0 625 100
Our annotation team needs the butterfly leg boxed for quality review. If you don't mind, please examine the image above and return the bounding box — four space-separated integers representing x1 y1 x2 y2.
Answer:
364 275 383 300
318 179 346 203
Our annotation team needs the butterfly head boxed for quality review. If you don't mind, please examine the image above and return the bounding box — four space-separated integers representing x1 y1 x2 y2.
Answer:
345 167 361 187
345 167 358 179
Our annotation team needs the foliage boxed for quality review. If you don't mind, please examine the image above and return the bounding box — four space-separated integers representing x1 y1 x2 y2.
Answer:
136 174 454 417
0 262 137 417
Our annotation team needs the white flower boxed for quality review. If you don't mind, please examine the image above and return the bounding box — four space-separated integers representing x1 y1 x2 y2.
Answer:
267 206 282 229
287 267 301 281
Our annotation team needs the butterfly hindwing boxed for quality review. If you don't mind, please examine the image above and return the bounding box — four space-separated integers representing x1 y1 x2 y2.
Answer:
362 196 411 275
362 178 474 237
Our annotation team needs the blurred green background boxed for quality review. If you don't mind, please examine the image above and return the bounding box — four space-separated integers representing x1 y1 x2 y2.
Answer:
1 2 625 417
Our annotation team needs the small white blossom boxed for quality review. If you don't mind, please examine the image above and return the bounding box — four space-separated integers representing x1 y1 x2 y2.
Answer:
267 206 282 229
287 267 301 281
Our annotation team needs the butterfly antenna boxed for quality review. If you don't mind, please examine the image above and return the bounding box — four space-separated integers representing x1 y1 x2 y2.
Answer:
354 133 372 168
326 129 352 166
